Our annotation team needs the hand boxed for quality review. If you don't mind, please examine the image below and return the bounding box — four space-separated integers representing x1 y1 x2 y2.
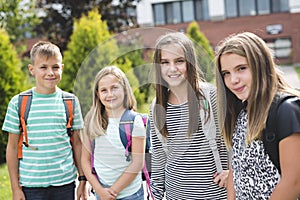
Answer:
213 170 229 188
12 187 25 200
97 188 117 200
76 181 88 200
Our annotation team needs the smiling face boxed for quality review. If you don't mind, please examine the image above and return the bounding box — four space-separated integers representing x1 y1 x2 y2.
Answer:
28 55 64 94
220 53 252 101
97 74 125 113
160 43 187 89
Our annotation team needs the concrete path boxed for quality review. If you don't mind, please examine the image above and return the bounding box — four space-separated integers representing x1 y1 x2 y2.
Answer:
278 66 300 89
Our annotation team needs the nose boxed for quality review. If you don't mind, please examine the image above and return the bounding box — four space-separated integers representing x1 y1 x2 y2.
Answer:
47 68 54 76
169 61 178 71
230 73 239 84
107 89 114 96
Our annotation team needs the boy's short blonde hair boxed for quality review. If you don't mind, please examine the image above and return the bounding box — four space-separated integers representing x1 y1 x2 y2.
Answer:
30 41 62 64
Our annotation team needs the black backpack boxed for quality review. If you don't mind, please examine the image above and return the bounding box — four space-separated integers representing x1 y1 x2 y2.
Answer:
263 94 298 174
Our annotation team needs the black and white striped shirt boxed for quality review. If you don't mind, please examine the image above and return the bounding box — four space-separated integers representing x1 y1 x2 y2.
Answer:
150 89 228 200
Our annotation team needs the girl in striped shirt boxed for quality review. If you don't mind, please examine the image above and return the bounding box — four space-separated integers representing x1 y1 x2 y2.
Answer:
150 32 229 200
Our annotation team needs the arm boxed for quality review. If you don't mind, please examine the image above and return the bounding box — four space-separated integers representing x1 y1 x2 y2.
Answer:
150 113 167 200
226 164 236 200
109 136 145 195
269 133 300 200
81 133 116 200
6 133 25 200
72 130 87 200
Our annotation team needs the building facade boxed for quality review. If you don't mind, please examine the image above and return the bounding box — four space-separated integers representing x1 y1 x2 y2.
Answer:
136 0 300 64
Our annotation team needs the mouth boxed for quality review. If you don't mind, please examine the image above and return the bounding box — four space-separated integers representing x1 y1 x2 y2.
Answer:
233 86 244 93
45 78 56 81
168 74 181 78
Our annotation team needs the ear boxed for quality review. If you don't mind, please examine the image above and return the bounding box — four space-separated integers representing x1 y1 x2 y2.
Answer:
61 64 64 71
28 64 35 76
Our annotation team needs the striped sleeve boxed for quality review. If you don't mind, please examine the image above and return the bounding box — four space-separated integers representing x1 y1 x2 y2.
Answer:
2 94 20 134
149 106 167 199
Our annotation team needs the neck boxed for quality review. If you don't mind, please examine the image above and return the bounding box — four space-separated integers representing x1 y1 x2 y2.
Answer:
168 85 188 105
106 107 126 118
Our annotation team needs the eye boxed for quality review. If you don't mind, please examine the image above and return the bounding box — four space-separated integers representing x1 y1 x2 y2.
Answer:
112 86 119 90
175 59 185 64
100 88 107 93
221 71 230 77
160 60 169 65
238 65 248 71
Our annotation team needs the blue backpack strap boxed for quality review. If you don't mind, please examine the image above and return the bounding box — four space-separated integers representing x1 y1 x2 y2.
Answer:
18 89 33 124
119 109 137 161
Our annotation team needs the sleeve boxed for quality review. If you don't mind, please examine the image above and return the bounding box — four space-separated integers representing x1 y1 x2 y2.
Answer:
276 97 300 141
132 114 146 137
149 101 167 199
2 95 20 134
210 87 229 170
72 96 84 130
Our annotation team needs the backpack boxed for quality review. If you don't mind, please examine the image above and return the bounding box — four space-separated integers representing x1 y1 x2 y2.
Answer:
152 83 224 174
91 109 153 199
263 94 297 174
18 89 75 159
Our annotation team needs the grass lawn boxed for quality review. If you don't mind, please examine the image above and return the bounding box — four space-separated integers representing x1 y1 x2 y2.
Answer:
295 66 300 79
0 164 12 199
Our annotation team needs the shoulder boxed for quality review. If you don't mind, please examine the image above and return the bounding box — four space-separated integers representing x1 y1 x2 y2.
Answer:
276 96 300 140
277 95 300 119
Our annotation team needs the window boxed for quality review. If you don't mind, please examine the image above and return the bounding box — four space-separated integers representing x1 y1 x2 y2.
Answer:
272 0 289 13
266 38 292 58
225 0 290 18
225 0 238 18
239 0 256 16
166 2 182 24
182 0 194 22
258 0 270 14
173 2 182 23
153 4 165 25
152 0 210 25
195 0 210 21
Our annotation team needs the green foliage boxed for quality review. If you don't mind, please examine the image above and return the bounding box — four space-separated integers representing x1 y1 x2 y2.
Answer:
0 164 11 199
187 21 215 82
116 36 153 109
295 66 300 79
0 0 40 49
36 0 141 50
0 29 27 164
61 9 147 115
60 9 118 115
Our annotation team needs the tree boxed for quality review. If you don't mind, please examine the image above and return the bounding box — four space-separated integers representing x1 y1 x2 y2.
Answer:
186 21 215 82
61 9 143 115
0 0 40 50
36 0 140 51
0 29 28 164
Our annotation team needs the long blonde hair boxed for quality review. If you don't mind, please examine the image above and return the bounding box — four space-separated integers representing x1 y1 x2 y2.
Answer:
153 32 208 138
84 66 136 139
215 32 299 147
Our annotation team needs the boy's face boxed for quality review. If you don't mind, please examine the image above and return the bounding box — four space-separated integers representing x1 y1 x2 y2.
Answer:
28 55 64 94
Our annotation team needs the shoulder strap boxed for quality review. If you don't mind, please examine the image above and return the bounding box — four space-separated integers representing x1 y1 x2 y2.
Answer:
119 109 136 161
263 94 295 174
61 91 75 137
18 89 33 159
199 83 223 174
18 90 75 159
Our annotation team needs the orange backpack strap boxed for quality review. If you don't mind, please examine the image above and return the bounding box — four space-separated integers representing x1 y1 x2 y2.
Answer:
62 91 75 143
18 89 33 159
